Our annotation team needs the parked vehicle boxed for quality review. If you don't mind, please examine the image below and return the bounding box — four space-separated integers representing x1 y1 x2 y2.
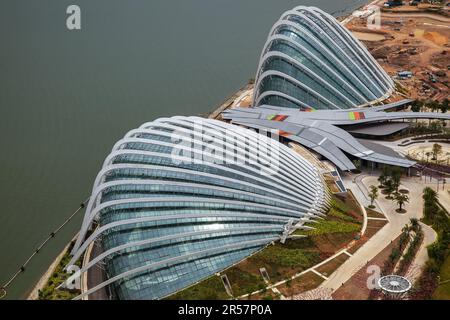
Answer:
398 71 413 79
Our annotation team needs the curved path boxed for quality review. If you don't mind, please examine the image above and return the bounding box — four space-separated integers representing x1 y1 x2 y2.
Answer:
320 172 438 292
405 222 437 283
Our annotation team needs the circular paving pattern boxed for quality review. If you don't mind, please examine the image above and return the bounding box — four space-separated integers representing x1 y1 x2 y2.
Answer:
378 275 412 294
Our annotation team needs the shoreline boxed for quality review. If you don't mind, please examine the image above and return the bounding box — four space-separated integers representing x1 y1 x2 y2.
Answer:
26 236 77 300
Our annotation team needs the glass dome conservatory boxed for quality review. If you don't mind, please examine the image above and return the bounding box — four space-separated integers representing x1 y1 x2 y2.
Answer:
68 116 329 300
253 6 394 110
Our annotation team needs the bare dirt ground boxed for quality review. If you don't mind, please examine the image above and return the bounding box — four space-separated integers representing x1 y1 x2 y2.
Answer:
347 7 450 102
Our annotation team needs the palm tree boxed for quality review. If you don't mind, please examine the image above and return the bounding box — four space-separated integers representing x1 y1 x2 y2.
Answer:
394 192 409 212
441 98 449 113
433 214 448 232
352 159 362 172
411 100 423 112
410 218 419 231
428 100 440 113
402 224 410 233
378 174 386 188
384 179 395 199
390 167 402 192
368 185 379 208
432 143 442 163
423 187 438 204
425 152 431 163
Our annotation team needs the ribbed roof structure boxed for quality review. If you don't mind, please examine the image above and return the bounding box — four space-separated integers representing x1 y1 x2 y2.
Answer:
253 6 394 110
69 116 329 300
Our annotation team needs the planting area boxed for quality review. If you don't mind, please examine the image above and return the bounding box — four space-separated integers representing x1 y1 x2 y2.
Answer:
37 241 81 300
432 256 450 300
412 187 450 300
365 219 389 239
276 271 325 297
406 144 450 165
348 208 388 255
366 208 387 219
316 253 351 278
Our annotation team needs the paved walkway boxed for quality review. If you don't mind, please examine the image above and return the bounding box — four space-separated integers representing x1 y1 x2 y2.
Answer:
240 171 444 299
319 172 436 292
438 188 450 215
405 222 437 284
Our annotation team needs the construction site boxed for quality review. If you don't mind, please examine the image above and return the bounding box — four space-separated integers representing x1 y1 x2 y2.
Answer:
346 0 450 102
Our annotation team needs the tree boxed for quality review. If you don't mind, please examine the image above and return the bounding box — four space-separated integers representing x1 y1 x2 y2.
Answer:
402 224 410 233
423 187 439 220
425 151 431 163
368 185 379 208
427 100 440 113
432 143 442 162
384 179 395 199
432 213 448 233
390 166 403 192
378 166 390 187
423 187 438 203
353 159 362 171
378 174 386 188
441 98 449 114
410 218 419 231
394 192 409 212
411 100 423 112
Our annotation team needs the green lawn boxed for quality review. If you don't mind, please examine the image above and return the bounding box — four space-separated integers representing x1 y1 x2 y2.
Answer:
166 275 229 300
251 243 321 268
297 219 360 236
295 193 362 237
226 267 266 297
329 207 360 223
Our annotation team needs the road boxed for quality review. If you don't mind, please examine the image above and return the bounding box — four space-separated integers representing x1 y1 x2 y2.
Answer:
381 12 450 24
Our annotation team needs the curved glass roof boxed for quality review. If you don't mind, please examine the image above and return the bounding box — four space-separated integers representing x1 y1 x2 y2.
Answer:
254 6 394 110
69 116 329 300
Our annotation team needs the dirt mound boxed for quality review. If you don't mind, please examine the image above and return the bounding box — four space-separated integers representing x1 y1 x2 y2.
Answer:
431 50 450 69
371 44 401 59
423 31 448 46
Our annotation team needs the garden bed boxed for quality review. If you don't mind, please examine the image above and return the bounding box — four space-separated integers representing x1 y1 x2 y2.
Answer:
365 207 387 219
432 256 450 300
365 220 389 239
276 271 325 297
315 253 350 277
166 275 229 300
37 240 82 300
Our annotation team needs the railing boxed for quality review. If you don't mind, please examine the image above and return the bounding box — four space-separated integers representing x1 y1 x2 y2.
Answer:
0 197 89 299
